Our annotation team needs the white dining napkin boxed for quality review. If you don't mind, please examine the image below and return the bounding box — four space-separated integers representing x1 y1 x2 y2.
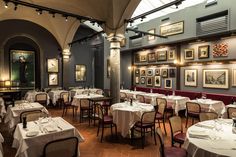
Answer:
188 130 209 139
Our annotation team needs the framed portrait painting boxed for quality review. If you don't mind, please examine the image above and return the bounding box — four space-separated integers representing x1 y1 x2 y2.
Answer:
203 69 229 89
140 54 147 62
47 58 59 72
168 50 176 60
164 79 172 89
184 69 197 87
155 69 160 76
184 49 194 60
146 77 153 86
140 69 146 76
48 73 58 86
75 64 86 81
154 76 161 87
198 45 209 59
233 69 236 86
148 52 156 62
161 69 168 78
169 69 176 78
147 69 153 76
135 69 140 75
140 77 146 84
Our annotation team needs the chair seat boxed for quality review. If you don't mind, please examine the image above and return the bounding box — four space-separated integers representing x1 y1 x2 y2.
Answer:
164 147 187 157
134 121 154 128
174 132 186 144
155 113 163 119
188 112 199 117
103 115 113 124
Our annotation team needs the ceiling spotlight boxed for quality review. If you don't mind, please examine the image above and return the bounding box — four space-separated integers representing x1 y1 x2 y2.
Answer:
52 13 55 18
140 16 146 22
4 1 8 8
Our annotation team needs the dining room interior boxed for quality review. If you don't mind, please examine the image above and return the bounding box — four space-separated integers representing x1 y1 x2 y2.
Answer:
0 0 236 157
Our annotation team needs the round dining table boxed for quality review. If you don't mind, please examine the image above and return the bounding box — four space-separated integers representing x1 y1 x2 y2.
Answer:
183 119 236 157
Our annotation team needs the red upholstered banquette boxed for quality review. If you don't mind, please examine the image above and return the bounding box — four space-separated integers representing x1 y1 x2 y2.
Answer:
174 90 202 100
206 93 235 105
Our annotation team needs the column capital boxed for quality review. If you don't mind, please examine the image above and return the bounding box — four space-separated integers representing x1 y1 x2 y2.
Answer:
107 33 124 42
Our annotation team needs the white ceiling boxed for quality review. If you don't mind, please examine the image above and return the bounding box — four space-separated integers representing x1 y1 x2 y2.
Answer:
130 0 206 26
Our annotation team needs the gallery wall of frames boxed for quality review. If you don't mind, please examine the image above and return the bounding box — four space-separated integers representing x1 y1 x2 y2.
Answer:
133 37 236 94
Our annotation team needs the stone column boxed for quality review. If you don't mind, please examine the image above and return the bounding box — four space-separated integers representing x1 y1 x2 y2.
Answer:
107 35 123 104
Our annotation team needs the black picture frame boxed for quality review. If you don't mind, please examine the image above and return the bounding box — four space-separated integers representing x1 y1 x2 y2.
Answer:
198 45 209 59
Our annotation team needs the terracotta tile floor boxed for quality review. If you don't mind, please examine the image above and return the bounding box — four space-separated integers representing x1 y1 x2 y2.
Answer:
1 108 190 157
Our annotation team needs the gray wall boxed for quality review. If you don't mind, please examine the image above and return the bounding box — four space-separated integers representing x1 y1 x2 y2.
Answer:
0 19 61 89
121 51 132 89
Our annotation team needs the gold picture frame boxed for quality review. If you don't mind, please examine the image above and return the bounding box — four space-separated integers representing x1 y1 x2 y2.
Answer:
48 73 58 86
75 64 86 81
160 21 184 36
198 45 209 59
47 58 59 72
164 79 172 89
184 49 194 60
184 69 197 87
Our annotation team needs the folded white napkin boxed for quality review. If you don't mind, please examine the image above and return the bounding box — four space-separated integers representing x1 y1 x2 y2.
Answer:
188 130 209 139
44 125 57 132
195 123 214 129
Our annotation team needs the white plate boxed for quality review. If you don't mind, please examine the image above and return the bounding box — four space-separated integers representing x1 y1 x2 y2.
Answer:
26 131 39 137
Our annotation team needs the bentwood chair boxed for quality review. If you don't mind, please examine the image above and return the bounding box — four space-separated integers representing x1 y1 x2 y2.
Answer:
42 137 78 157
169 116 186 147
155 98 167 134
60 92 75 117
131 111 157 149
136 94 145 103
95 89 103 95
156 127 187 157
227 107 236 118
35 93 48 106
97 104 117 142
185 102 201 128
199 112 218 122
20 110 46 123
120 92 127 102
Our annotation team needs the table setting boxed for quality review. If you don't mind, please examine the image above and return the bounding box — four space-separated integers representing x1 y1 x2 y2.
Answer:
184 118 236 157
12 117 84 157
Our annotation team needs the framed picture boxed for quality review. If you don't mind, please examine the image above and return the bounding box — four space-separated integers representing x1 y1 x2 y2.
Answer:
48 73 58 86
160 21 184 36
47 58 59 72
146 77 153 86
75 64 86 81
164 79 172 89
155 69 160 76
184 69 197 87
157 51 167 61
198 45 209 59
147 69 153 76
213 43 228 57
140 77 146 84
135 76 139 84
135 69 140 75
147 29 155 41
135 54 140 63
140 54 147 62
140 69 146 76
203 69 229 89
161 69 168 78
233 69 236 86
169 69 176 78
168 50 176 60
148 52 156 62
184 49 194 60
154 76 161 87
10 50 35 88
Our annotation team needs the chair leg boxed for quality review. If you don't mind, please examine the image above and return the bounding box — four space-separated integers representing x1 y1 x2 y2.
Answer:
101 123 104 143
153 126 157 145
110 124 113 136
131 128 134 145
115 124 118 139
97 121 100 136
185 116 188 128
163 118 167 135
72 107 74 117
142 129 144 149
192 117 194 125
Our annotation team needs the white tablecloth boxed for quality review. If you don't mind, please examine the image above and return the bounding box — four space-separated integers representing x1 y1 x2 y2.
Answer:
120 90 145 99
70 88 101 97
71 94 103 107
4 102 48 130
190 99 225 115
0 97 6 120
184 119 236 157
12 117 84 157
0 133 4 157
24 91 50 105
162 95 190 115
110 102 154 137
48 90 68 105
139 93 165 106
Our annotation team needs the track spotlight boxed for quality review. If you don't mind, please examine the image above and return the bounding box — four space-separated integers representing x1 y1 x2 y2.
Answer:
65 16 68 21
4 1 8 8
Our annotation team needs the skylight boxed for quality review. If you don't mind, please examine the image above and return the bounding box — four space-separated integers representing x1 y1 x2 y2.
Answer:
131 0 206 26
